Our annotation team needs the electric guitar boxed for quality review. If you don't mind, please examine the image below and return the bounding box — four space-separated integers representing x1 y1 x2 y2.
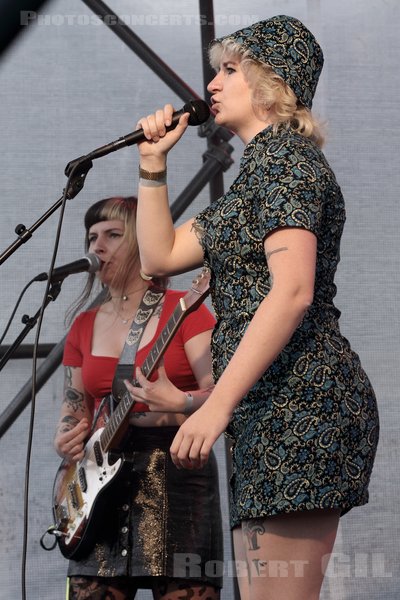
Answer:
51 268 210 559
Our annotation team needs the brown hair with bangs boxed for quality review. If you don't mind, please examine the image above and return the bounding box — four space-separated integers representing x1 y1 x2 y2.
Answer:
66 196 168 326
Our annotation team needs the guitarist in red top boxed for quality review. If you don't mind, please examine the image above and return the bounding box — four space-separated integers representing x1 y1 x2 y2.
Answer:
53 197 223 600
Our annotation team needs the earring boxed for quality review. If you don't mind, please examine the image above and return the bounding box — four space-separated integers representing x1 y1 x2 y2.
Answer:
140 270 153 281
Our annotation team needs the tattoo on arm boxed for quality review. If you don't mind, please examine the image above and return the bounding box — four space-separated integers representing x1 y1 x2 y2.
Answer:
266 247 288 287
65 366 73 388
63 387 85 413
266 246 288 261
56 415 79 435
63 366 85 413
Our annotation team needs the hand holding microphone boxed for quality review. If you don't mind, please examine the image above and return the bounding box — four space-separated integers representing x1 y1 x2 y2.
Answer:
136 101 207 159
134 99 210 146
65 99 210 175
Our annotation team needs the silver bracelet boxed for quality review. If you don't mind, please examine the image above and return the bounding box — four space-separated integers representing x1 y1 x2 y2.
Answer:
183 391 194 415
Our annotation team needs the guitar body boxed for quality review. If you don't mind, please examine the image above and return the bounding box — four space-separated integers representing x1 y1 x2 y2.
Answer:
52 427 124 559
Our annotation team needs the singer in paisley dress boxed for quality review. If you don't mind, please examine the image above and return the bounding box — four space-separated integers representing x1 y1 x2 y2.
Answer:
134 14 379 600
194 124 379 528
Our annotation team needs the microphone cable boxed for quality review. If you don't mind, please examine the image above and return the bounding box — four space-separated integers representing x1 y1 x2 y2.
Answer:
0 274 47 347
20 161 85 600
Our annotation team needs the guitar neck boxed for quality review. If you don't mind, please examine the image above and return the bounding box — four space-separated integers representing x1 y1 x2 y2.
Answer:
100 298 188 452
141 297 187 379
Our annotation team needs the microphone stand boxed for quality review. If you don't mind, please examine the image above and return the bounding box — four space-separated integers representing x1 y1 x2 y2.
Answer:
0 281 62 372
0 157 93 368
0 157 93 266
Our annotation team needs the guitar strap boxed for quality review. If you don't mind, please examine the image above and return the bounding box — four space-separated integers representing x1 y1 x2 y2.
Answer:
111 286 165 404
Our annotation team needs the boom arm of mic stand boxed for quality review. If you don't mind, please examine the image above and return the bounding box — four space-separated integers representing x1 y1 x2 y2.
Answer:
0 157 93 267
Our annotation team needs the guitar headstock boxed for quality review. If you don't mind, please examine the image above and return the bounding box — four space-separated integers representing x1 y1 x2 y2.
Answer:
182 267 211 313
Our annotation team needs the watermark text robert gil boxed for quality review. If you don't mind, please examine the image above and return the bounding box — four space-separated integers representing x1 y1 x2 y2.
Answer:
173 553 392 579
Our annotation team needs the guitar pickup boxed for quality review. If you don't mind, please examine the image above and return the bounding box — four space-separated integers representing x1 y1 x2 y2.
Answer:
78 467 88 493
93 441 103 467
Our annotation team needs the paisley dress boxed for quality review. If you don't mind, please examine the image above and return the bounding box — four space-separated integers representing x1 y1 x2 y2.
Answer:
194 125 379 528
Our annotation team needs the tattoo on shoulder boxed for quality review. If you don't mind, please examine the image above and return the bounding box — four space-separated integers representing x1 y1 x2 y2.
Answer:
266 246 288 261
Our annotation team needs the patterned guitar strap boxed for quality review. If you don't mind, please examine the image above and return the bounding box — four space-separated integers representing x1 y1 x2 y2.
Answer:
110 287 165 407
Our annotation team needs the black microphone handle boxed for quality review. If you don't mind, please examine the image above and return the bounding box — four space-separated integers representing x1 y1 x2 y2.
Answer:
33 257 99 283
86 99 210 161
48 254 101 283
87 108 186 160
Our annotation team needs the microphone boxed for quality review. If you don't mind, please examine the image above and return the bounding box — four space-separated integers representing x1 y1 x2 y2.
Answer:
35 253 102 283
65 99 210 173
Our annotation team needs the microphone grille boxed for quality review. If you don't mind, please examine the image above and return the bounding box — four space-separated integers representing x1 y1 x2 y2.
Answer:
86 253 102 273
184 99 210 126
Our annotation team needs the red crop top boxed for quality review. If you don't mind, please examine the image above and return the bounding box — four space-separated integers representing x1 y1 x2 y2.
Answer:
63 289 215 411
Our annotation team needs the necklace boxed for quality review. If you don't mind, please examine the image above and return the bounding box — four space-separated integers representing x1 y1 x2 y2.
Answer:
114 310 135 325
110 285 148 324
111 284 148 302
111 300 139 325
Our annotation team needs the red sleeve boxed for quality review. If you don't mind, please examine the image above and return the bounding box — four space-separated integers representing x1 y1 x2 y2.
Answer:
178 301 216 344
63 314 83 367
62 310 95 367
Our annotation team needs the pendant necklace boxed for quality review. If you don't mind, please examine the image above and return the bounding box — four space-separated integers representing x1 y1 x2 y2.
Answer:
111 284 147 303
111 303 137 325
118 313 133 325
111 285 147 324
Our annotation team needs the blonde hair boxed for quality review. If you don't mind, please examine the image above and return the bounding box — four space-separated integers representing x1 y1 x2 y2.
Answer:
209 40 325 147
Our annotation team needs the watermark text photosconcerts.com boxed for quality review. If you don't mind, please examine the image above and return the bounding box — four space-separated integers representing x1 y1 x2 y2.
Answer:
20 12 259 27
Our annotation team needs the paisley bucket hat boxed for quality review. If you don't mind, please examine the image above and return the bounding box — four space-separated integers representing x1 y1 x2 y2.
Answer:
211 15 324 109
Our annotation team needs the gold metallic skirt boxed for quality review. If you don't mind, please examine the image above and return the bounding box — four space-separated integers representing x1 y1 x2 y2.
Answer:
68 426 223 588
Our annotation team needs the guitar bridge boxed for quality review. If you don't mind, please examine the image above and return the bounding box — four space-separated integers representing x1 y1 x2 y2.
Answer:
68 481 83 510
